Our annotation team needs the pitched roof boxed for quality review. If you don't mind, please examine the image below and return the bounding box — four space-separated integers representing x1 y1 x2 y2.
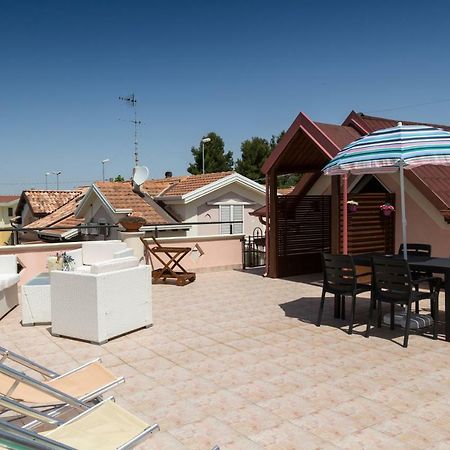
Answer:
94 182 172 225
17 190 82 216
25 189 87 233
0 195 19 203
156 172 233 197
346 112 450 219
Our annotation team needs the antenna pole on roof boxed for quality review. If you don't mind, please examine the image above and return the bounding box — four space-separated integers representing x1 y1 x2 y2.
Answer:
119 93 142 169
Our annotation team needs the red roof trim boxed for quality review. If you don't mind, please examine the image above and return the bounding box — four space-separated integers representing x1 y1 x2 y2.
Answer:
262 112 336 174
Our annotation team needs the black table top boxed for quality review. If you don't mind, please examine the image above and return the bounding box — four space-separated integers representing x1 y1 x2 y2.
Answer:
353 253 450 272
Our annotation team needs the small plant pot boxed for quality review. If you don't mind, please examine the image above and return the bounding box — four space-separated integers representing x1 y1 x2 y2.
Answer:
347 204 358 213
119 216 146 232
382 209 393 217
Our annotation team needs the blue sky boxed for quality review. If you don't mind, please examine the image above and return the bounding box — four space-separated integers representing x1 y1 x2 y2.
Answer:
2 0 450 192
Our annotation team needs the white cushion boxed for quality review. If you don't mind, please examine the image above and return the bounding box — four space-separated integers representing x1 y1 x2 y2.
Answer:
74 265 92 273
90 257 139 275
114 248 134 259
383 311 434 330
81 241 128 265
0 274 20 291
0 255 17 274
65 248 83 268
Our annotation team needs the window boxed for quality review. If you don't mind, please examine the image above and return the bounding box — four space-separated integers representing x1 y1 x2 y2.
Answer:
219 205 243 234
7 208 13 217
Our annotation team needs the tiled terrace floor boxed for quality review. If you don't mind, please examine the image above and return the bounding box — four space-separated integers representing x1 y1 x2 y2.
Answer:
2 269 450 449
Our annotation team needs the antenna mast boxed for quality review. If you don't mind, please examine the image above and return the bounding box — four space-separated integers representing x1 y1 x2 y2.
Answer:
119 93 141 167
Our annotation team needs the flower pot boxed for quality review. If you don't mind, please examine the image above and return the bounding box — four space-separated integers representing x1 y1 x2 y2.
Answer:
119 216 146 232
347 204 358 213
382 209 393 217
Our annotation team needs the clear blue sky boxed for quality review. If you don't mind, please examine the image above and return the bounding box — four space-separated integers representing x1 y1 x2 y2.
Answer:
2 0 450 193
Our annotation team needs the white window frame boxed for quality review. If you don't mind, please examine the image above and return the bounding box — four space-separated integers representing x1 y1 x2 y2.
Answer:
219 204 244 235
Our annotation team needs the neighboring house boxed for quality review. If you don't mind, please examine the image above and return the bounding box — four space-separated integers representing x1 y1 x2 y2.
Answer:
75 172 266 239
0 196 19 227
261 110 450 277
0 195 19 246
23 189 87 242
16 190 83 226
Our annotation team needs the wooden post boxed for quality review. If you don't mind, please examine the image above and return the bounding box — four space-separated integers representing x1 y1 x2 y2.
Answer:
331 175 341 254
267 170 278 277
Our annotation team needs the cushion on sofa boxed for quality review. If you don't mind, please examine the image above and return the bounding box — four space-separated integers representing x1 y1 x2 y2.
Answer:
0 274 20 291
90 257 139 275
82 241 128 265
113 248 134 259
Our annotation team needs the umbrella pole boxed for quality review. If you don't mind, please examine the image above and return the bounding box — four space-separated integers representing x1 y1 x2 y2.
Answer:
399 161 408 260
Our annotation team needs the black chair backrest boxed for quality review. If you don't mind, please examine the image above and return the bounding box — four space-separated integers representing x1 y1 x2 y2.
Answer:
322 253 357 295
398 243 431 257
372 256 412 303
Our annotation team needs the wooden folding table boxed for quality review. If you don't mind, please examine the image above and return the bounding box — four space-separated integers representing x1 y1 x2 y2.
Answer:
141 237 196 286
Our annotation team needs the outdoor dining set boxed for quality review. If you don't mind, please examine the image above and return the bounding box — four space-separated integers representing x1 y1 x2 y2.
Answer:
316 243 450 348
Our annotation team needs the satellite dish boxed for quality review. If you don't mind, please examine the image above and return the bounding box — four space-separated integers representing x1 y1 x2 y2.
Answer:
132 166 149 186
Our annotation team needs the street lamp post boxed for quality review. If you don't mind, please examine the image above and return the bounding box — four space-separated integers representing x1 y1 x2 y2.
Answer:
101 159 110 181
45 172 50 189
52 171 61 190
201 137 211 174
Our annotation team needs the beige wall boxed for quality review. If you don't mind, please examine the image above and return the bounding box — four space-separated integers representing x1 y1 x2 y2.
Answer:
168 184 265 237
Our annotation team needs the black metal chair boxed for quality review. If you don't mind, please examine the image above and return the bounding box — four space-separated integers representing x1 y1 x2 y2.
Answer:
398 243 434 313
317 253 371 334
366 256 440 348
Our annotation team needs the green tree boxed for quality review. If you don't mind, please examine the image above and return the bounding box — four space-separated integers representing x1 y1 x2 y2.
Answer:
187 132 234 175
114 175 125 182
235 137 271 183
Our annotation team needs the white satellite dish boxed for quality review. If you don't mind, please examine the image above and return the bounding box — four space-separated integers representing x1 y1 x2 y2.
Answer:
132 166 149 186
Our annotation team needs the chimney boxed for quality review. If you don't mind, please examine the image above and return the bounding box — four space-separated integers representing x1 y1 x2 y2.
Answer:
165 171 173 178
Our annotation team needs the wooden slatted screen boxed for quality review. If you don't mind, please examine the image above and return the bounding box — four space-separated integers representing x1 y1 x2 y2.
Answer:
341 193 395 255
276 195 331 276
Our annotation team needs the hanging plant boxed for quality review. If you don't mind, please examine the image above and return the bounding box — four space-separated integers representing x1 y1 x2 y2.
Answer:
347 200 359 213
380 203 395 217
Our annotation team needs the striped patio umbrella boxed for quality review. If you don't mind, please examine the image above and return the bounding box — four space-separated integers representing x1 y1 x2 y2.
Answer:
323 122 450 259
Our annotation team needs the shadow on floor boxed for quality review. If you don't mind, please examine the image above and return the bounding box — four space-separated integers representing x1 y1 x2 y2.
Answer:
279 296 443 344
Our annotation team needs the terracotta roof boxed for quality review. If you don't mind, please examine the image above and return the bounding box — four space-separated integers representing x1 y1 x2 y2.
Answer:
95 182 172 225
159 172 233 197
347 112 450 217
0 195 19 203
25 189 87 231
17 190 82 216
142 178 182 196
277 187 294 195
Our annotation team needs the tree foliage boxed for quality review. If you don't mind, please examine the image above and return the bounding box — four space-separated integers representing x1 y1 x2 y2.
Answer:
187 132 234 175
235 137 271 183
114 175 125 182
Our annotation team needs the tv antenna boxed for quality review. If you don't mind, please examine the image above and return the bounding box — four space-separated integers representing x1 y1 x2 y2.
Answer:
119 93 141 167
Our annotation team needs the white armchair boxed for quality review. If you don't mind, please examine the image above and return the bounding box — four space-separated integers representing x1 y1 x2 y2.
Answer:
0 255 19 318
66 241 134 273
51 257 152 344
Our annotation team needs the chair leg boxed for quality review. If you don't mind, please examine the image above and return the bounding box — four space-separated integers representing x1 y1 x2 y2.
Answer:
377 300 382 328
349 294 356 335
366 294 375 338
403 302 412 348
341 295 346 320
334 294 340 319
317 289 326 327
390 304 395 330
414 283 420 314
431 295 438 340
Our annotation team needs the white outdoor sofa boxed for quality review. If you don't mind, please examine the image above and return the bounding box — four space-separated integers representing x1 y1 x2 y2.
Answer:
0 255 19 319
66 240 134 273
51 256 152 344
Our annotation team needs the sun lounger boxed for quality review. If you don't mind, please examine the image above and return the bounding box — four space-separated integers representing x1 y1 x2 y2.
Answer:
0 347 124 406
0 396 159 450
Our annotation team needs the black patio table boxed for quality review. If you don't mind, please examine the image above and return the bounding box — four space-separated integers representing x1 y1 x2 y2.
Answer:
351 252 450 342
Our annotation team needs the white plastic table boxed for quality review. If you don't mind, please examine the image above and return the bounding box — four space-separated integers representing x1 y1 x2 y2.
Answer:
21 272 51 326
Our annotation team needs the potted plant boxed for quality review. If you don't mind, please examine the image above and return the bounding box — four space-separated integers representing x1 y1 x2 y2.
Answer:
118 216 146 232
347 200 359 213
380 203 395 217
